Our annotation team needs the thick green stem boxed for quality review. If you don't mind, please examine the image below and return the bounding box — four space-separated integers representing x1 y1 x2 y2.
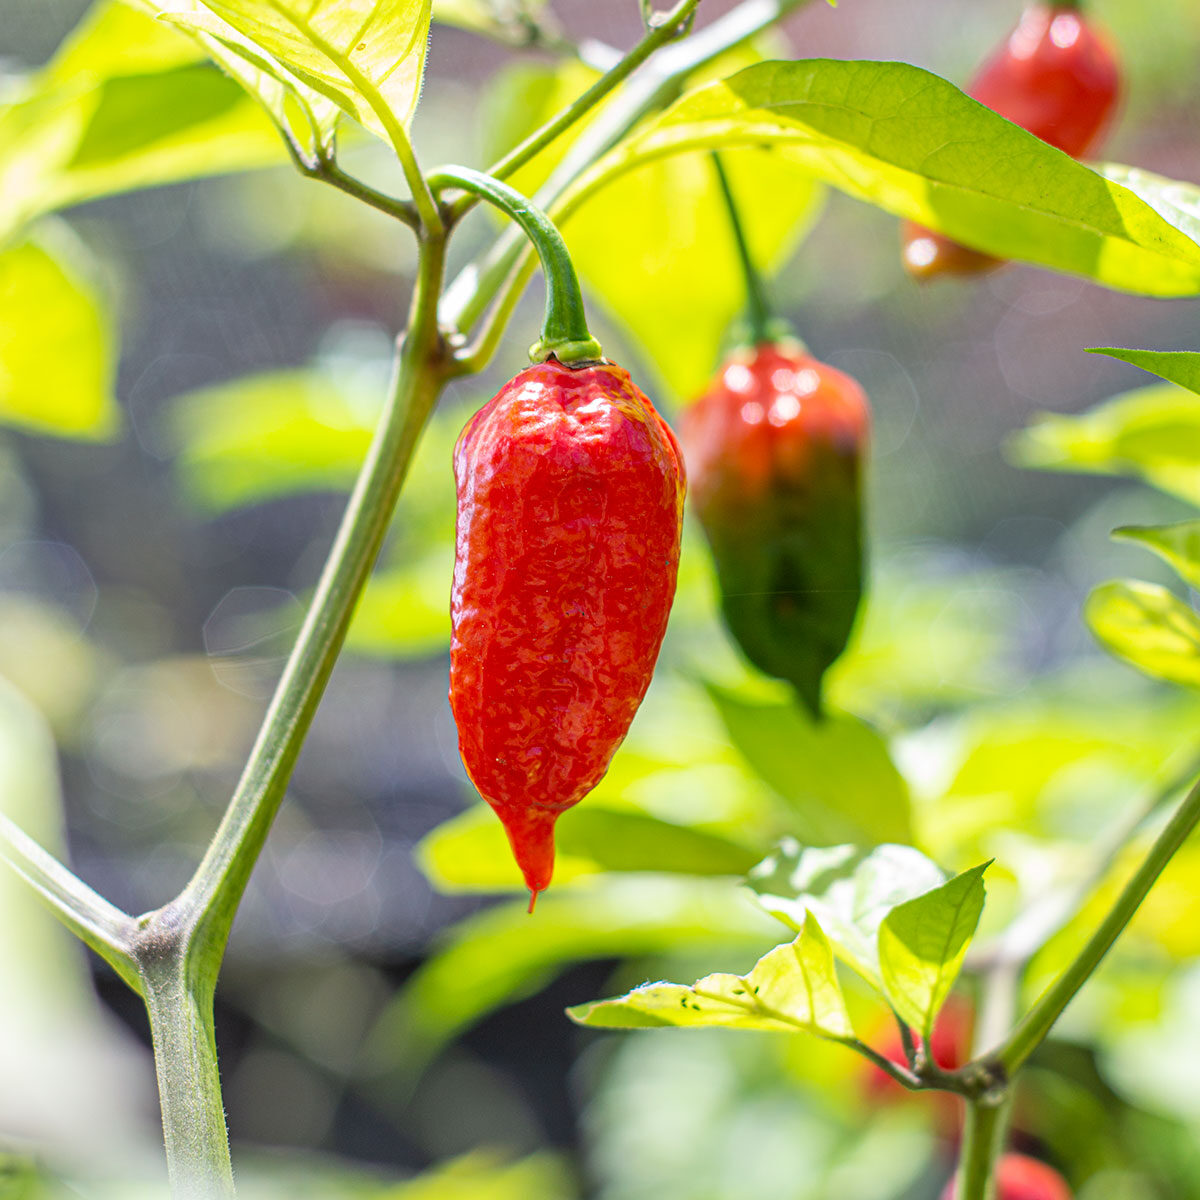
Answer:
956 1095 1013 1200
710 151 777 346
996 774 1200 1076
142 940 232 1200
177 233 450 991
429 166 602 365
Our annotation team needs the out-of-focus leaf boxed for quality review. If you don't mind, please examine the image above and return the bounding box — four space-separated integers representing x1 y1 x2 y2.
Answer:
167 369 374 509
878 863 988 1039
364 876 780 1079
187 0 432 140
417 803 761 892
381 1151 573 1200
349 547 453 658
432 0 546 35
705 686 912 846
569 60 1200 297
0 223 117 440
1115 521 1200 591
1089 347 1200 396
1011 384 1200 505
0 3 283 241
1097 163 1200 252
1085 580 1200 687
748 839 947 989
483 56 822 400
568 916 851 1038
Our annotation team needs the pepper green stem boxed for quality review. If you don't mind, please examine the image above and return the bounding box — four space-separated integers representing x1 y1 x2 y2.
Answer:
427 165 602 367
955 1094 1013 1200
710 152 782 347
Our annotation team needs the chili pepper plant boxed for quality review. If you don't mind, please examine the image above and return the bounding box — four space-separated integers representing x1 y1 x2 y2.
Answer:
3 1 1200 1198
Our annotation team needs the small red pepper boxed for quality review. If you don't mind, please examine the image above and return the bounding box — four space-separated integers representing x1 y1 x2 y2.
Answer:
449 358 685 908
903 2 1121 279
682 341 868 713
941 1154 1072 1200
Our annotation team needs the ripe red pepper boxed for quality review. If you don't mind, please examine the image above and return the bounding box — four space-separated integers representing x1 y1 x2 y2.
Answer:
682 341 868 713
942 1154 1072 1200
450 358 686 907
903 2 1120 278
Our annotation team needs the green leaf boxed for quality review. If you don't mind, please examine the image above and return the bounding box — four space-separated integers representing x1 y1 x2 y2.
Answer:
1114 521 1200 591
483 55 822 400
432 0 546 36
417 804 761 892
189 0 433 139
0 223 117 440
705 686 912 846
1011 383 1200 505
1088 347 1200 397
347 547 453 659
747 839 947 989
364 876 780 1079
572 60 1200 297
1085 580 1200 688
567 916 851 1038
877 863 988 1039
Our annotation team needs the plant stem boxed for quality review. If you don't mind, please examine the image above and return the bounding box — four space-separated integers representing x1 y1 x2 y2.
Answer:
177 233 449 990
956 1094 1013 1200
429 166 602 365
141 932 232 1200
996 773 1200 1076
710 151 775 345
448 0 703 221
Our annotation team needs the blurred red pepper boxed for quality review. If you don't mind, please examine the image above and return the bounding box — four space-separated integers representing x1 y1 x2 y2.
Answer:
903 2 1120 278
449 358 685 908
682 340 868 714
942 1153 1073 1200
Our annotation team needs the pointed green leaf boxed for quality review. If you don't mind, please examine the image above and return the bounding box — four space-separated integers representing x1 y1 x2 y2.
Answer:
706 687 912 846
0 223 117 440
1088 347 1200 397
1011 383 1200 504
417 803 761 892
747 840 946 989
1114 521 1200 592
1085 580 1200 687
878 863 988 1039
188 0 433 139
571 60 1200 297
567 916 851 1039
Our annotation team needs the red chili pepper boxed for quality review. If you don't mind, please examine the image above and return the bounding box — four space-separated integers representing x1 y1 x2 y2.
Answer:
942 1154 1072 1200
449 358 685 908
903 2 1120 279
682 341 868 713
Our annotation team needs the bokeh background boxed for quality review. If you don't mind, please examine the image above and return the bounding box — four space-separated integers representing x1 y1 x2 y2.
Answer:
3 0 1200 1196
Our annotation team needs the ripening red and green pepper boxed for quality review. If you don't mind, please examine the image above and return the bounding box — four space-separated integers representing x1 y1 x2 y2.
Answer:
903 1 1121 278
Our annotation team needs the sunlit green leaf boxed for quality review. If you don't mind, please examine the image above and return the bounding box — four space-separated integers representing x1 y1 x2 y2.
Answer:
0 223 117 440
748 839 947 989
365 876 780 1079
567 916 851 1038
0 3 283 240
569 60 1200 297
878 863 988 1039
1115 521 1200 591
384 1150 572 1200
1011 384 1200 504
1085 580 1200 688
484 55 822 400
417 803 761 892
705 687 912 846
1088 347 1200 397
188 0 433 140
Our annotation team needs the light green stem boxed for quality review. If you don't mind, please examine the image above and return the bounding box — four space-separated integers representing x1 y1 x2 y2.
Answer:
956 1095 1013 1200
996 774 1200 1076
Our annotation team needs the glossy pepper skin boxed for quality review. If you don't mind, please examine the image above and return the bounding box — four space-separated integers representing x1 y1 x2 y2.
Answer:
941 1154 1072 1200
903 2 1121 279
682 342 868 713
450 358 686 905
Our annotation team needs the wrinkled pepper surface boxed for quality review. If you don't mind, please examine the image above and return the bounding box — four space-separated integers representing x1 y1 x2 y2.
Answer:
450 358 686 905
682 341 868 713
903 2 1121 278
